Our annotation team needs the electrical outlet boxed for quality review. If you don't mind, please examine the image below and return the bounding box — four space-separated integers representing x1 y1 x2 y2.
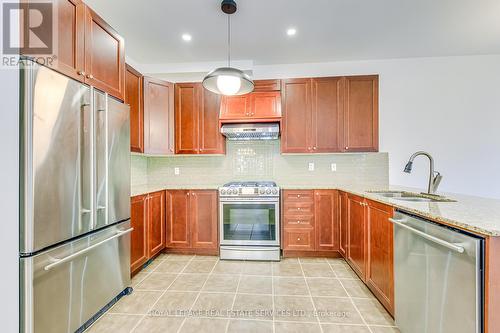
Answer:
174 167 180 175
331 163 337 172
308 162 315 171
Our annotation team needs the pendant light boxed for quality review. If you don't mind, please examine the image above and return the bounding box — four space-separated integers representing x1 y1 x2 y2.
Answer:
202 0 254 96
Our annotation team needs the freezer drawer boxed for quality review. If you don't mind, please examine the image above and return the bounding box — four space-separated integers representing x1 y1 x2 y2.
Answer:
20 221 132 333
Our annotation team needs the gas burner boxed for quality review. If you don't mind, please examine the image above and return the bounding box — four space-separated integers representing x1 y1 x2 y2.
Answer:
219 181 279 197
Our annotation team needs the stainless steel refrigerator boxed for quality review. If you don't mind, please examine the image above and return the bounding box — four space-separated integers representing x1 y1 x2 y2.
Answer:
19 60 132 333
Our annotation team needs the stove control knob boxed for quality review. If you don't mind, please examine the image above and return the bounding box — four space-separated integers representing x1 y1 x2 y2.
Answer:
232 189 238 195
272 188 278 195
259 188 265 195
266 188 272 194
220 189 226 195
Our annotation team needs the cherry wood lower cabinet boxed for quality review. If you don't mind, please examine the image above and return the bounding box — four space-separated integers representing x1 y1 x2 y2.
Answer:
130 190 166 274
346 194 367 279
282 190 340 256
166 190 218 254
338 191 348 257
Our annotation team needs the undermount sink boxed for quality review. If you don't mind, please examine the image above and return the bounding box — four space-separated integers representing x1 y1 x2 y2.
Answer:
367 191 456 203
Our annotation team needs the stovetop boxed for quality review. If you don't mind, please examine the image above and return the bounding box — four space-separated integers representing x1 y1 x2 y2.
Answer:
219 181 280 197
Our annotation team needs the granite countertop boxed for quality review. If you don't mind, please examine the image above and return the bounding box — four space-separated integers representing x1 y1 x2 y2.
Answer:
131 183 500 237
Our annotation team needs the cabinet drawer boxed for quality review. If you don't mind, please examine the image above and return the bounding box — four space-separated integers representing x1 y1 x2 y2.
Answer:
283 190 314 202
283 215 314 229
284 202 314 215
283 229 315 250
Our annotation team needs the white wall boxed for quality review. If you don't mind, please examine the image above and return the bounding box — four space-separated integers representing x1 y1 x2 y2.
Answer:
0 0 20 329
157 55 500 198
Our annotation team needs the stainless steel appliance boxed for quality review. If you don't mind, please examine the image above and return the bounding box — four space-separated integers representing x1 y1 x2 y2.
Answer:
391 211 483 333
219 181 280 261
220 123 280 140
19 60 132 333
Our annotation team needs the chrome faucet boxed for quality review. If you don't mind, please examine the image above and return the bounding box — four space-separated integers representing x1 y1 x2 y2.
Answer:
403 151 443 195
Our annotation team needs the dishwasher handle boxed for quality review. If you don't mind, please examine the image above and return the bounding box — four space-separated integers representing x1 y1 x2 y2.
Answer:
389 218 465 253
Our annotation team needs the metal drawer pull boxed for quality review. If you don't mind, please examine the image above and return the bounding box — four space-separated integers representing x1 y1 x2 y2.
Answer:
297 238 301 241
44 228 134 271
389 218 464 253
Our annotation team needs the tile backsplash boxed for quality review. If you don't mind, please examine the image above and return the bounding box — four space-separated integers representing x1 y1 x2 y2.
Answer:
133 141 389 189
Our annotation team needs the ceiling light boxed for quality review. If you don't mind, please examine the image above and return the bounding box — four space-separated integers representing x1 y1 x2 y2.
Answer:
182 34 192 42
287 28 297 36
202 0 254 96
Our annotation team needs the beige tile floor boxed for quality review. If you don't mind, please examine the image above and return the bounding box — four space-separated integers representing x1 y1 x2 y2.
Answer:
87 254 399 333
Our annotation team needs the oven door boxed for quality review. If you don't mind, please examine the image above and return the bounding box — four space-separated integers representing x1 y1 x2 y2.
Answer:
220 197 280 246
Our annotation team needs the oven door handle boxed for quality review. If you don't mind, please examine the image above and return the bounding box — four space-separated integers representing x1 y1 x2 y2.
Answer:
220 198 279 203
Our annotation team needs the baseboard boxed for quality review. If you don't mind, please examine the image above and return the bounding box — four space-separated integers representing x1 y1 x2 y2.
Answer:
282 250 343 258
164 247 219 256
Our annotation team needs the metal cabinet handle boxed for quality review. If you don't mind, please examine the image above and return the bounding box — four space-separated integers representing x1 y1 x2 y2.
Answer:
86 74 94 79
388 218 465 253
81 208 91 214
44 228 134 271
297 195 301 198
77 70 86 76
297 238 301 241
313 147 317 150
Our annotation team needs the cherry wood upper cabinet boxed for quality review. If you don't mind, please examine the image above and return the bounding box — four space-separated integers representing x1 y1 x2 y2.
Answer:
347 194 367 280
125 64 143 153
220 92 281 122
252 92 282 119
175 83 200 154
166 190 191 248
51 0 86 81
130 194 148 274
147 191 166 257
83 6 125 100
144 77 174 155
220 95 250 119
311 77 343 152
175 83 224 155
281 79 312 153
190 191 218 249
253 79 281 92
366 199 394 316
314 190 339 251
343 75 379 152
338 191 348 258
199 89 225 154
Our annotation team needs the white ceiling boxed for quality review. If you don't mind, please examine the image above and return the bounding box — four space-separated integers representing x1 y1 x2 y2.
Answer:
85 0 500 66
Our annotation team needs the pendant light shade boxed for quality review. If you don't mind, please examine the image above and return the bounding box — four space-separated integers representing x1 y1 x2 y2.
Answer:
202 0 254 96
203 67 254 96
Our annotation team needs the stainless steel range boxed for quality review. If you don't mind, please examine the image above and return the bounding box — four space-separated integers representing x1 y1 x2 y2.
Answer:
219 181 280 261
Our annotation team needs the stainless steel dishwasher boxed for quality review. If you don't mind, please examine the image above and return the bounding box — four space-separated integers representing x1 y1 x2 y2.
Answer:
390 211 483 333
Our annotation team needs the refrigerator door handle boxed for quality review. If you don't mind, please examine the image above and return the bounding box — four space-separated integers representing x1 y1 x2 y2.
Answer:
43 227 134 271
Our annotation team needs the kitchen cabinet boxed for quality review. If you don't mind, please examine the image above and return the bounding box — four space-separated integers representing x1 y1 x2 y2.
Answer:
147 191 166 257
125 64 143 153
338 191 348 257
130 191 166 274
253 79 281 92
282 190 339 255
366 199 394 315
219 91 281 122
166 190 218 253
343 75 379 152
22 1 125 100
347 194 367 279
144 77 174 155
130 194 148 273
281 76 378 153
175 83 224 154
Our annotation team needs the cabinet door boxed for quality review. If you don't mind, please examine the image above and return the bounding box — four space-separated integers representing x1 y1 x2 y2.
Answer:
311 77 343 153
281 79 312 153
250 92 282 119
314 190 339 251
143 77 174 155
190 191 218 249
347 194 367 280
200 88 225 154
175 83 200 154
343 75 379 152
366 199 394 315
253 79 281 92
130 194 148 273
166 190 191 248
83 6 125 100
125 64 143 153
219 95 251 120
338 191 348 258
148 191 166 257
51 0 86 81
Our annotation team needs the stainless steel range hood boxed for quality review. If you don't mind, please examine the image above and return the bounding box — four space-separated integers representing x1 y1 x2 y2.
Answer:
221 123 280 140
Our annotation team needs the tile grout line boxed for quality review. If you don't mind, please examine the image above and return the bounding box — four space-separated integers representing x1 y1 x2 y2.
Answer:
129 255 197 333
298 258 324 333
271 263 276 333
176 257 220 333
328 260 374 333
225 266 243 333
